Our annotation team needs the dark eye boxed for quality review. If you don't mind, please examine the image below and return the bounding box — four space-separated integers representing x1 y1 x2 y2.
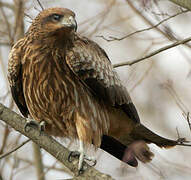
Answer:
52 14 62 21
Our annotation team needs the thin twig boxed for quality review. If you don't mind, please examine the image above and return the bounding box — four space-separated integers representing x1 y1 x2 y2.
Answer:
126 0 191 49
0 139 30 160
36 0 44 10
0 2 14 10
87 0 115 37
113 36 191 68
177 143 191 147
13 0 25 41
0 2 13 44
17 157 73 175
130 62 153 92
0 125 10 154
24 12 33 21
33 143 45 180
162 80 189 114
98 9 189 42
0 42 11 46
186 112 191 132
176 127 180 140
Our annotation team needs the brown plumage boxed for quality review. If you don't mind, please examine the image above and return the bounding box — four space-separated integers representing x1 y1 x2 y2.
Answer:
8 7 179 169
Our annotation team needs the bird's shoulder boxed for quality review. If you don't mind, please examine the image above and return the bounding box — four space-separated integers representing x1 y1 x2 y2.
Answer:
8 38 29 117
65 34 140 123
66 34 131 105
8 38 25 86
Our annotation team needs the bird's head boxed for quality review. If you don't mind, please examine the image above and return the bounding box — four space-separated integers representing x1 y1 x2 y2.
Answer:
27 8 77 40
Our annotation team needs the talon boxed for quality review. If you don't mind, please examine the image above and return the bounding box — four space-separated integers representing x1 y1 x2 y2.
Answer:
83 156 97 167
78 168 84 176
68 141 96 173
39 121 46 133
177 138 189 144
24 118 38 132
89 159 97 167
68 151 80 162
24 118 46 133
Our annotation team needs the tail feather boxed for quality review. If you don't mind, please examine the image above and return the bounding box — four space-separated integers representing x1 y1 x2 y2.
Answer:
131 124 177 148
101 135 138 167
100 135 153 167
100 124 179 167
122 140 154 164
101 135 126 161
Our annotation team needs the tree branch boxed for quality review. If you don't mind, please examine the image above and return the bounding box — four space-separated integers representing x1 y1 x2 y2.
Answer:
0 139 30 159
33 143 45 180
126 0 191 49
98 9 189 42
14 0 25 41
0 2 13 45
0 2 14 10
36 0 44 10
0 103 113 179
113 36 191 68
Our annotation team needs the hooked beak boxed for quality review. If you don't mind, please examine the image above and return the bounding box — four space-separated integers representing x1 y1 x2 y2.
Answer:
61 16 77 32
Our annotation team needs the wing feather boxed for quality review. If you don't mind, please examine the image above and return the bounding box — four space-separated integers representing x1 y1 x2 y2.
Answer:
8 39 29 117
66 36 140 123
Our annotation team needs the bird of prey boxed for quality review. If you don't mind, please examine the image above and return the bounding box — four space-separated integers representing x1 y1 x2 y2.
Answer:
8 7 183 172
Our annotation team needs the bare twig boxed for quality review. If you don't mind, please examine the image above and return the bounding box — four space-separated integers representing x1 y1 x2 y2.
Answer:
161 81 191 136
24 12 33 21
161 80 189 114
98 10 189 42
87 0 115 37
0 139 30 160
33 143 45 180
17 157 73 175
0 2 14 10
79 0 115 36
113 36 191 68
0 41 11 46
36 0 44 10
176 127 181 139
0 52 8 90
14 0 25 42
0 2 13 44
130 62 153 92
186 112 191 132
0 125 10 154
126 0 191 50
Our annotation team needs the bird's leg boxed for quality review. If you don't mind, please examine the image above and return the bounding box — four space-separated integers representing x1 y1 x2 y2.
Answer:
68 140 96 174
78 140 85 172
24 117 46 133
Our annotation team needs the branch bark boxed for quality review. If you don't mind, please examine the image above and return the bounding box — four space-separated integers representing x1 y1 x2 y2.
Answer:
0 103 114 179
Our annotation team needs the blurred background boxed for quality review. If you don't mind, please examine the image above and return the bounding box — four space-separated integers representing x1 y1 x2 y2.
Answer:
0 0 191 179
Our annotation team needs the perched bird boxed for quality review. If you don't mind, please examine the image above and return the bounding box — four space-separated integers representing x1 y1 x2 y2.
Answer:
8 7 183 171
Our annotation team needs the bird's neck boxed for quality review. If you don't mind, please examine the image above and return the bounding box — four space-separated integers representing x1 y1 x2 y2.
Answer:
25 31 75 49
